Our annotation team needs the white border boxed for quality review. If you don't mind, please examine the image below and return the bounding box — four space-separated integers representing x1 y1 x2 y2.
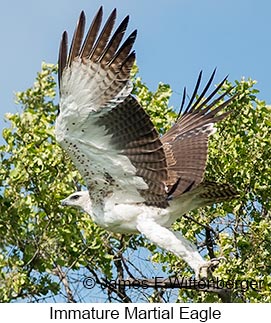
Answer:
0 303 270 322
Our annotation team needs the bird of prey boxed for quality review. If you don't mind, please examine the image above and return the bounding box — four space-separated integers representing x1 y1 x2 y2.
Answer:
56 7 238 278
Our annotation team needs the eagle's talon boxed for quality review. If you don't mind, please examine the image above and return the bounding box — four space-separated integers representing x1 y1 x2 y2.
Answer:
197 257 226 279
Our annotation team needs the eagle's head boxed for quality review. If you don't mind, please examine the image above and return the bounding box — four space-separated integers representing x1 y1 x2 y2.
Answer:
61 191 92 215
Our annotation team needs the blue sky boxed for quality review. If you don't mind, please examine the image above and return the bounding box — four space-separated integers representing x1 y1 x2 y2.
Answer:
0 0 270 140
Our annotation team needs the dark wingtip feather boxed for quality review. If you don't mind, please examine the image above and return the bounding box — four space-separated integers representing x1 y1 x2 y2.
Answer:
109 29 137 68
130 29 137 41
127 50 136 63
122 50 136 72
111 8 117 16
98 14 131 64
95 6 103 20
196 74 231 114
107 8 117 27
58 31 68 88
88 7 117 61
182 70 203 114
177 87 186 119
178 69 232 120
189 68 218 113
125 29 138 48
67 11 86 67
116 15 130 35
80 10 86 20
79 6 103 58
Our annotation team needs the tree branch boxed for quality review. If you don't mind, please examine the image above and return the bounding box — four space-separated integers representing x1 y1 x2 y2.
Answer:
109 276 231 303
53 265 76 303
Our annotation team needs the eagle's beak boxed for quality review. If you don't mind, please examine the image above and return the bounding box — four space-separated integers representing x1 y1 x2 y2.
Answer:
61 199 68 206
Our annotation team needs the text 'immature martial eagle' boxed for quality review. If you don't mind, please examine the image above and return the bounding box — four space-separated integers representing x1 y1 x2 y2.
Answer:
56 7 238 277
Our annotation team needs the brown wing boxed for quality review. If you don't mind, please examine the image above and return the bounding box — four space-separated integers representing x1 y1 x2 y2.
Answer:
57 7 169 208
162 70 237 198
96 95 168 207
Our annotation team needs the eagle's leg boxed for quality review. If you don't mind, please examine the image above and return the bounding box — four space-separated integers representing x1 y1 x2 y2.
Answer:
137 217 226 278
136 217 206 277
171 230 222 279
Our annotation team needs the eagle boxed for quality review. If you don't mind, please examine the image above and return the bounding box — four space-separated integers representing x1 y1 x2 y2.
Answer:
56 7 238 278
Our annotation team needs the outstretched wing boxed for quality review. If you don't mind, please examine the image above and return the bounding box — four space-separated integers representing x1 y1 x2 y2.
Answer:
56 7 168 208
162 70 237 198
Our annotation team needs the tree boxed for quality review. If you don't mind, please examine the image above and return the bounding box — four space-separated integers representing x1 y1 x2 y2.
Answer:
0 63 270 303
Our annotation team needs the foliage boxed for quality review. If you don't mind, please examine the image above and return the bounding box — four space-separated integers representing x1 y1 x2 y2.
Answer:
0 63 113 302
0 63 271 302
153 78 271 302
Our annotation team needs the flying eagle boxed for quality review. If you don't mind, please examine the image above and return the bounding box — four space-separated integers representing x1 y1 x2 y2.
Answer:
56 7 238 278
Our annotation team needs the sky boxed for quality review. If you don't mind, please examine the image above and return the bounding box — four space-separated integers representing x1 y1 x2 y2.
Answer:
0 0 270 139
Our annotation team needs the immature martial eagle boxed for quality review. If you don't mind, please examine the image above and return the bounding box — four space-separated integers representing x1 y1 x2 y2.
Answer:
56 7 238 277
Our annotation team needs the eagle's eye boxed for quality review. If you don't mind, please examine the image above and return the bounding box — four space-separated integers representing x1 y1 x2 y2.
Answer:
70 195 80 200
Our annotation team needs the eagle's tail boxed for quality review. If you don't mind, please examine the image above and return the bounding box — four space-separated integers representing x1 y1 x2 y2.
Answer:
169 181 238 219
191 181 238 206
